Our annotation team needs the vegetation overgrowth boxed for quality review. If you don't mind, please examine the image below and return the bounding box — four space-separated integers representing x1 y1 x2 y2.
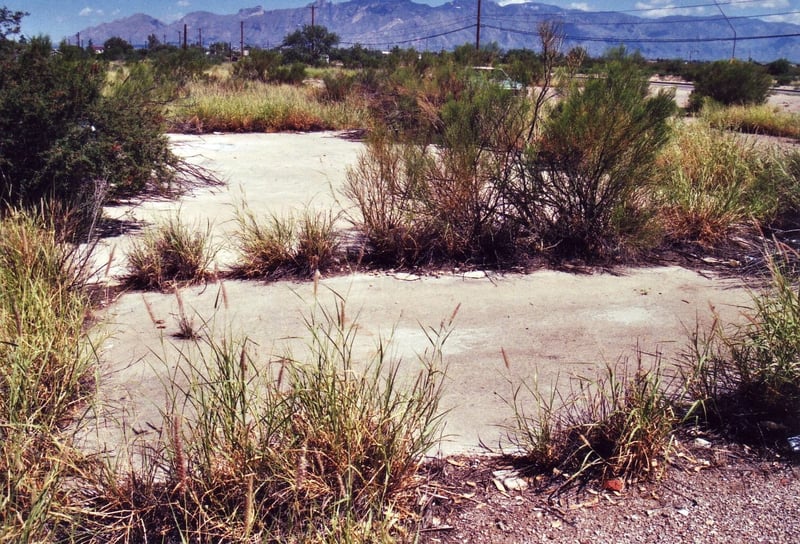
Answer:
0 210 95 542
4 5 800 539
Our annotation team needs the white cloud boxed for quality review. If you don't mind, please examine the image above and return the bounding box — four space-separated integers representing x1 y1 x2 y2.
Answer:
177 0 190 6
79 6 104 17
635 2 707 18
570 3 590 11
729 0 790 10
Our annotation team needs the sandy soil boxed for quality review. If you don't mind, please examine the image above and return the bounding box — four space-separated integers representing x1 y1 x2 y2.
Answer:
82 132 757 460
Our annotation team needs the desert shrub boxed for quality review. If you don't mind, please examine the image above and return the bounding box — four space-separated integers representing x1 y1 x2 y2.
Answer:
508 354 677 485
78 299 449 542
689 60 772 110
681 250 800 445
149 45 211 89
0 37 184 234
126 215 216 289
233 204 341 278
655 122 799 245
343 132 431 266
509 59 675 259
346 80 529 266
320 72 358 102
232 48 283 82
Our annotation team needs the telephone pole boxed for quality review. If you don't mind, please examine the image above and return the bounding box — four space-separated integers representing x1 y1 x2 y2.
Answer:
475 0 481 51
311 4 316 27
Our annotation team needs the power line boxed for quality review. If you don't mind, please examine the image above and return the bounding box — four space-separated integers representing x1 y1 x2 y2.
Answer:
482 10 800 28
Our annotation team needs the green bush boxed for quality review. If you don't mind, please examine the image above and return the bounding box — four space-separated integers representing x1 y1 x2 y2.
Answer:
345 80 529 266
689 60 772 110
0 37 181 233
510 59 675 259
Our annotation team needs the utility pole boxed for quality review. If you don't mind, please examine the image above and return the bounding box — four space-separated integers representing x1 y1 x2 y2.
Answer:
183 24 187 49
475 0 481 51
240 21 244 55
713 0 736 59
198 28 202 48
311 4 316 27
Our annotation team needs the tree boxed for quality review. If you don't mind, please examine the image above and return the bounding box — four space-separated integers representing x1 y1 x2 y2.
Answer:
102 36 133 61
281 24 339 65
0 6 27 39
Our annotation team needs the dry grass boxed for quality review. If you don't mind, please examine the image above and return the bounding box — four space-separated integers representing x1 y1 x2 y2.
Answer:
0 210 97 541
76 297 451 542
654 121 795 245
126 214 217 290
168 79 369 133
233 203 341 279
507 352 677 487
703 102 800 140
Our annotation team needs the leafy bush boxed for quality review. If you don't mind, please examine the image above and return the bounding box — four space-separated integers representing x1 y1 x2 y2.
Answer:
509 60 675 259
689 60 772 110
0 37 183 234
126 215 216 289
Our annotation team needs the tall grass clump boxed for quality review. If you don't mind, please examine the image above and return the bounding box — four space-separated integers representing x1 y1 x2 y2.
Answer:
0 210 96 541
233 203 341 278
655 122 799 245
681 247 800 444
126 214 216 290
507 353 677 485
79 298 450 542
702 102 800 140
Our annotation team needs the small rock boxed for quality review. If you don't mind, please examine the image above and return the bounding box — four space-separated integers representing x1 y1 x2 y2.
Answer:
693 438 712 448
503 476 529 491
463 270 487 279
677 508 690 516
602 478 624 492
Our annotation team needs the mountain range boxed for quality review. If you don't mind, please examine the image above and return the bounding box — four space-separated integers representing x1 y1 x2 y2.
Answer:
76 0 800 62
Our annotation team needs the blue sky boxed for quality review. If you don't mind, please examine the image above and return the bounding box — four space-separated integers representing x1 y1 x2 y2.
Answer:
10 0 800 43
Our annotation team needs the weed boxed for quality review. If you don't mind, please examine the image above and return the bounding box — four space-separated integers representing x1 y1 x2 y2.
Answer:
703 102 800 140
126 214 216 290
79 296 450 542
0 210 96 541
233 204 341 278
655 122 798 245
507 352 677 485
681 247 800 444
